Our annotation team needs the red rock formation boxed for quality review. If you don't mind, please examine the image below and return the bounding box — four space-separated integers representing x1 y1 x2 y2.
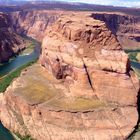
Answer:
92 12 140 49
0 63 138 140
0 13 27 63
0 12 139 140
40 13 139 139
10 11 60 41
40 13 139 103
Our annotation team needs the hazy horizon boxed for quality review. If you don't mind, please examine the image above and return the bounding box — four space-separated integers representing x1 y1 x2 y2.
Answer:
0 0 140 8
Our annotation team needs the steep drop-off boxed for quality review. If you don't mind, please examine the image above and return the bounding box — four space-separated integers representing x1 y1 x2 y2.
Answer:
0 13 27 63
10 10 60 41
0 12 139 140
92 12 140 49
6 10 140 58
0 10 61 63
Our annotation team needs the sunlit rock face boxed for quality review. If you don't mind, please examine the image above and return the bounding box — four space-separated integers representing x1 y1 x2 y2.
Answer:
40 13 138 103
0 12 139 140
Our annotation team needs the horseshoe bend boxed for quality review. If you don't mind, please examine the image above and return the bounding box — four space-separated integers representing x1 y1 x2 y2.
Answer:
0 4 140 140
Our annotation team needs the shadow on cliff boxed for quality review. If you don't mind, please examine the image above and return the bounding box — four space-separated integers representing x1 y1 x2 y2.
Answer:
91 13 119 36
127 90 140 139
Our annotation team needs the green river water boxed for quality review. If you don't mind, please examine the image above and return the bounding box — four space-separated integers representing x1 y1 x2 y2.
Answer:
0 39 40 140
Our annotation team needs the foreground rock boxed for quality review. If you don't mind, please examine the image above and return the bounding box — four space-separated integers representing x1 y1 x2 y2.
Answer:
0 13 139 140
0 64 138 140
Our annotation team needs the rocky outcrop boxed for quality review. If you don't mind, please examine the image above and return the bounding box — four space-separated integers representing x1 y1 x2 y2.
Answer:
92 12 140 49
0 63 138 140
40 13 139 101
10 10 60 41
0 12 139 140
40 13 139 139
0 13 27 63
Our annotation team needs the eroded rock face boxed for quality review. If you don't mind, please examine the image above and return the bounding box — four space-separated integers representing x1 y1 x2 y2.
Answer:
39 13 139 139
10 11 60 41
40 13 139 103
0 12 139 140
0 10 60 63
92 12 140 49
0 13 27 63
0 64 138 140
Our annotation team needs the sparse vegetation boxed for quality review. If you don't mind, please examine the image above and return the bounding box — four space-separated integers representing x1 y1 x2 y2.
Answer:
0 59 37 93
15 133 35 140
124 49 140 79
125 49 140 62
46 97 106 111
128 52 138 62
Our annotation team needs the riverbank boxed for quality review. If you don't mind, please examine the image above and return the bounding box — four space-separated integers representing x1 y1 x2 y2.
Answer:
0 123 15 140
0 59 37 92
124 49 140 140
0 36 40 140
0 38 40 78
124 49 140 79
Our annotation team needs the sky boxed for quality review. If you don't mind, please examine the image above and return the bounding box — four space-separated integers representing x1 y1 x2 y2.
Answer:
58 0 140 7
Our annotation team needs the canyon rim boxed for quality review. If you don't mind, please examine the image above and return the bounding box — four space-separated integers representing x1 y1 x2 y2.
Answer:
0 2 140 140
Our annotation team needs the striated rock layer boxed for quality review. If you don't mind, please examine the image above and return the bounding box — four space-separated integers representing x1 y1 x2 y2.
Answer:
0 12 139 140
0 12 27 63
40 13 139 103
92 12 140 49
10 10 60 41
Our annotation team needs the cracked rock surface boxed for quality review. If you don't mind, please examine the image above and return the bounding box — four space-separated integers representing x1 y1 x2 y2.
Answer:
0 12 139 140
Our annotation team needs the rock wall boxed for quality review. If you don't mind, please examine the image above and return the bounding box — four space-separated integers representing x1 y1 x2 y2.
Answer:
40 13 139 102
0 13 26 63
92 12 140 49
10 10 60 41
41 13 140 139
0 10 60 63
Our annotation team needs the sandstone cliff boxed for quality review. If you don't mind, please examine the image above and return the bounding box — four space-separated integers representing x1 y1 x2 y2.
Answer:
1 10 140 63
40 13 139 103
92 12 140 49
10 10 60 41
0 13 27 63
0 12 139 140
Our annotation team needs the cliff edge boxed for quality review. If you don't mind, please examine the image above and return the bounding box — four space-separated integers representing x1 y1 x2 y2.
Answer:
0 12 139 140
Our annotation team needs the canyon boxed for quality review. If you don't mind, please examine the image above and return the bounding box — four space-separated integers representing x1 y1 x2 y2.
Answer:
1 9 140 63
92 12 140 49
0 4 140 140
10 10 60 41
0 12 28 63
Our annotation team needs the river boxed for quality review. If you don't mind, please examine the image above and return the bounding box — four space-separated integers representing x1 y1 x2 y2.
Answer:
0 39 40 140
0 41 40 77
131 61 140 70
